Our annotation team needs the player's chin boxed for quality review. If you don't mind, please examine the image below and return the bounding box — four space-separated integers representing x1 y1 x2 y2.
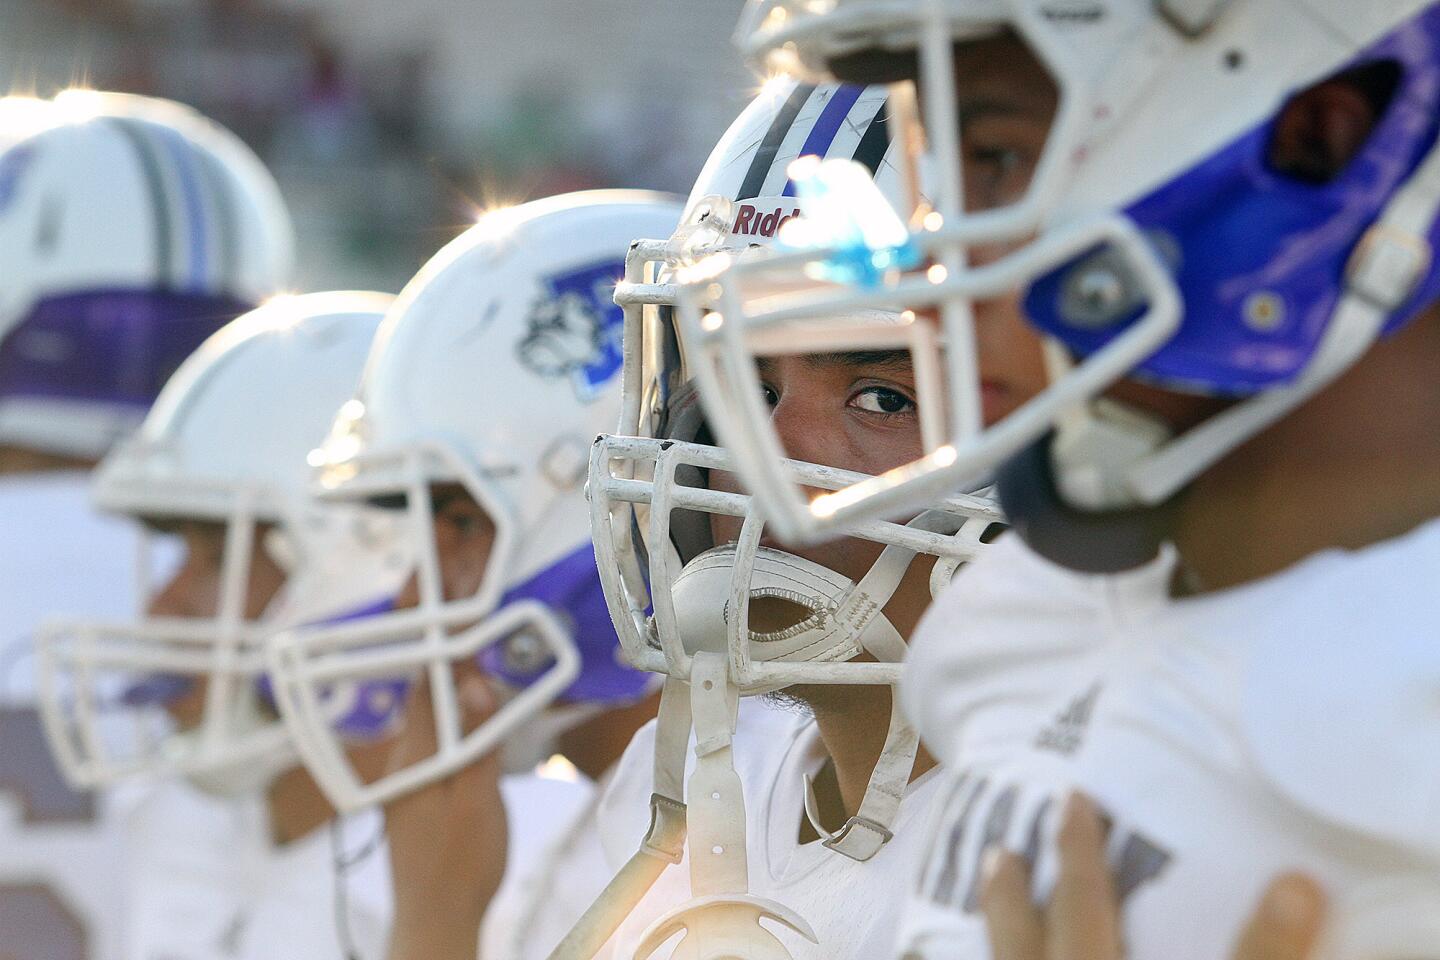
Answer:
764 681 877 717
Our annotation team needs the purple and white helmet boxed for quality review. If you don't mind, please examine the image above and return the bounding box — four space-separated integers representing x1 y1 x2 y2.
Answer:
265 190 686 812
0 91 294 459
692 0 1440 558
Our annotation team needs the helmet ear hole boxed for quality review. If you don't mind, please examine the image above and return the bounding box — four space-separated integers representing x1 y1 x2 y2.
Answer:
34 195 61 254
1266 60 1402 185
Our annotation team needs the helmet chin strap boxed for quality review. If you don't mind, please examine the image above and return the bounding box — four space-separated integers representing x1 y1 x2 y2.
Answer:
550 514 947 960
670 511 953 863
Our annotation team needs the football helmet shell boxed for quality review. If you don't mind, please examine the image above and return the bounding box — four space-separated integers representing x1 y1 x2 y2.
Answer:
265 190 687 812
0 91 294 458
35 292 401 794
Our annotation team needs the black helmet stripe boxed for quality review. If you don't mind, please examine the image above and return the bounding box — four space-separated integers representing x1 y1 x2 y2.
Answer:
850 97 891 177
735 82 817 202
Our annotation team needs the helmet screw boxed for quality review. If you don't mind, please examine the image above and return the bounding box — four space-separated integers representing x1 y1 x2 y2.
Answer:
1242 291 1285 332
503 631 550 674
1078 268 1125 313
1059 266 1130 329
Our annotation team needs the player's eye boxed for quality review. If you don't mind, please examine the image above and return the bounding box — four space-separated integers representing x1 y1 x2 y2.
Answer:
849 386 915 416
966 146 1030 207
761 383 780 409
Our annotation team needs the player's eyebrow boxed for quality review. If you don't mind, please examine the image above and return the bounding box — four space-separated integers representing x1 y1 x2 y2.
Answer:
755 350 913 378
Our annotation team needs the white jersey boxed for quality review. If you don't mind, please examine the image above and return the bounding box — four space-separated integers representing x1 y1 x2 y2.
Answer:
122 765 608 960
597 698 944 960
123 781 392 960
480 767 615 960
896 520 1440 960
0 472 150 960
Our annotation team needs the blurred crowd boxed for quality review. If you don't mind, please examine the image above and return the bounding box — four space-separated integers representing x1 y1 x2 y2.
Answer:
1 0 750 291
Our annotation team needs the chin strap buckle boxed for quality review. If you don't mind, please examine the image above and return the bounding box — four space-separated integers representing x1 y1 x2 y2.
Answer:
801 772 898 863
821 813 895 860
1347 223 1431 312
642 792 688 864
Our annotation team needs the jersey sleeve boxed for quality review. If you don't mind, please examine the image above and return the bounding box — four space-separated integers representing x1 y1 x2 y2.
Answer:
902 534 1174 765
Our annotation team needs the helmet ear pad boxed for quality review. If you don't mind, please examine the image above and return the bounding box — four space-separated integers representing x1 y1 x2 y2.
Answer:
996 433 1177 575
650 378 722 567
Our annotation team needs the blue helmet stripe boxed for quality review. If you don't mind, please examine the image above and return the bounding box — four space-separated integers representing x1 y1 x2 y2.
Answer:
781 84 865 197
155 125 209 290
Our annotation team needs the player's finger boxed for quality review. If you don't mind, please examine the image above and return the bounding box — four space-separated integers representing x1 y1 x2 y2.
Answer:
982 847 1045 960
1231 873 1326 960
450 659 500 734
1047 792 1122 960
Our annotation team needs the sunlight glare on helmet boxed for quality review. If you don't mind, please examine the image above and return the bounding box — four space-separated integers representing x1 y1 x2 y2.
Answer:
260 294 307 331
472 202 516 225
536 752 580 783
52 87 107 121
751 71 798 99
676 251 734 286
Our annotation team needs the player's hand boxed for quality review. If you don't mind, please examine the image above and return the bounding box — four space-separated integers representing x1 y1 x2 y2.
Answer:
980 792 1328 960
385 663 509 960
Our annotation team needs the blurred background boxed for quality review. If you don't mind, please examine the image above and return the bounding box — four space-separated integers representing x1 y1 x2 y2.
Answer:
0 0 755 292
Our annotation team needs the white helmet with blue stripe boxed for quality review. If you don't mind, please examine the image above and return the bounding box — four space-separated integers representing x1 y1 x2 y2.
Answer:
556 82 1000 960
0 91 294 459
264 190 687 813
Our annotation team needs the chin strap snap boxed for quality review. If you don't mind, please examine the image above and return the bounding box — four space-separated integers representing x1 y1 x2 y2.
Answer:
797 588 919 862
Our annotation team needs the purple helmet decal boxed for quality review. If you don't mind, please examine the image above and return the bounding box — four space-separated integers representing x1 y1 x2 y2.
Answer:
1024 7 1440 396
482 542 651 705
280 596 416 741
295 549 649 747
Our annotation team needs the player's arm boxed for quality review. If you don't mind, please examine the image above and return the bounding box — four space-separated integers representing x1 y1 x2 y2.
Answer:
979 793 1328 960
385 668 508 960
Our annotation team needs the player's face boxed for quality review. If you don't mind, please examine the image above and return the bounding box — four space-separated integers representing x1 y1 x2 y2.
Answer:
144 520 287 728
931 34 1226 431
946 35 1057 423
706 351 931 640
393 484 496 609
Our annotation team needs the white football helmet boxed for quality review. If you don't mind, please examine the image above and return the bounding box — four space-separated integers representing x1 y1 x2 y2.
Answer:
0 90 294 459
35 292 404 795
693 0 1440 561
555 84 1003 960
264 191 686 813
